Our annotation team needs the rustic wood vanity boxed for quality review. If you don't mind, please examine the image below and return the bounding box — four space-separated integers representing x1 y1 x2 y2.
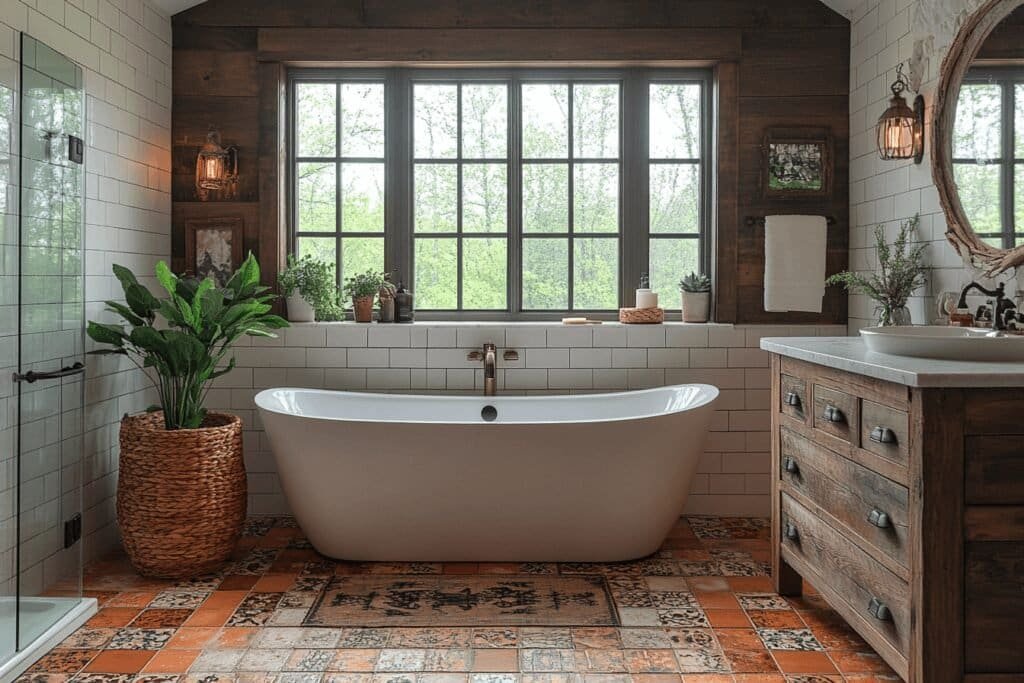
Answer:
762 337 1024 683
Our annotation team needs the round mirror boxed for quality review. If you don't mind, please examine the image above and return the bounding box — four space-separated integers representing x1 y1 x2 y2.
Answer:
934 0 1024 275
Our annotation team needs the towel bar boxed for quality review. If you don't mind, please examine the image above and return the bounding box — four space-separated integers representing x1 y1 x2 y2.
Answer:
745 216 836 227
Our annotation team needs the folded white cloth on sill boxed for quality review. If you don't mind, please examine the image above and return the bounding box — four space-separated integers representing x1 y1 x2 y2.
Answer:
763 214 827 313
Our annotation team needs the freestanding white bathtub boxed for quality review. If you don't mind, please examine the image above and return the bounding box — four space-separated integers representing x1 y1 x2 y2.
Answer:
255 384 719 562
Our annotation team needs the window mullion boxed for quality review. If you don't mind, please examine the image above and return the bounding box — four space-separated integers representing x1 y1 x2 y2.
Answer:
387 69 412 286
567 83 575 311
622 69 647 308
509 78 522 314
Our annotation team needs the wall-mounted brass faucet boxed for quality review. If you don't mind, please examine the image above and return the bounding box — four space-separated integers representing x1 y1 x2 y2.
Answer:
958 281 1017 331
467 344 518 396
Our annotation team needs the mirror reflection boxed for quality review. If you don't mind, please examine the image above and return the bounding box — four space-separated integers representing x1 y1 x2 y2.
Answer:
953 6 1024 249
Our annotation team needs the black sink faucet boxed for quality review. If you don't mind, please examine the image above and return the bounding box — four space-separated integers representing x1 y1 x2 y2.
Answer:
958 281 1016 331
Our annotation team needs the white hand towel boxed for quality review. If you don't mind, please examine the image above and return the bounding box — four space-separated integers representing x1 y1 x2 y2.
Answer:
763 215 827 313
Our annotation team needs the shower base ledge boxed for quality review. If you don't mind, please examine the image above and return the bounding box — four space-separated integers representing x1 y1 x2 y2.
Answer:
0 597 97 683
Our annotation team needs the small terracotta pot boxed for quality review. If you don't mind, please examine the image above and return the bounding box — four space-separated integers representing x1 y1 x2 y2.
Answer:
353 295 375 322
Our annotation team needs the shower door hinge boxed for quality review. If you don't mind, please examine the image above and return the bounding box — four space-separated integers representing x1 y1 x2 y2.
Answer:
64 513 82 549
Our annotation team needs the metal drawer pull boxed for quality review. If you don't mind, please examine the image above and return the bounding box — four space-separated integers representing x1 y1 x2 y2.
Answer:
867 508 891 528
822 404 845 423
783 456 799 474
868 597 891 621
869 426 897 445
784 391 802 407
784 522 799 541
13 361 85 384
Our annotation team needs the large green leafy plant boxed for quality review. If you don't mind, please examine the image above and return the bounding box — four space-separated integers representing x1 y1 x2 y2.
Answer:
87 254 288 430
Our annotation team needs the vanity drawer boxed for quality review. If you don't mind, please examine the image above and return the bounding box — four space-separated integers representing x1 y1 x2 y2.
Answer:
780 428 909 569
780 374 808 421
780 493 910 658
811 384 858 444
860 401 909 466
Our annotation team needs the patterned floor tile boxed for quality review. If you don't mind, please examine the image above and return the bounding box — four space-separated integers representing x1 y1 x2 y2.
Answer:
20 516 894 682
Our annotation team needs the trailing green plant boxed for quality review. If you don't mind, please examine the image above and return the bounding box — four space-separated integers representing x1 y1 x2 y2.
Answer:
679 272 712 293
343 270 387 301
826 214 927 325
86 253 289 431
278 254 342 319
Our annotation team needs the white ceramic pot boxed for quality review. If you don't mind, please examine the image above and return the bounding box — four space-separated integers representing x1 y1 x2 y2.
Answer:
681 291 710 323
286 292 316 322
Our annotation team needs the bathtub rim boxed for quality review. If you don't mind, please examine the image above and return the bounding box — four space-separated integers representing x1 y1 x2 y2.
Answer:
255 383 719 426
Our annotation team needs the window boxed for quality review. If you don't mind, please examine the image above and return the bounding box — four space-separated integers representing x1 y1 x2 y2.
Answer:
954 68 1024 248
290 69 711 317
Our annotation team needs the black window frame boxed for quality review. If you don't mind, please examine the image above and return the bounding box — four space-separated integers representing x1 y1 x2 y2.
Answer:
287 66 713 320
955 67 1024 249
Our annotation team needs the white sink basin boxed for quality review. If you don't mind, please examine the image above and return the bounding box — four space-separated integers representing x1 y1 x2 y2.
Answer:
860 326 1024 362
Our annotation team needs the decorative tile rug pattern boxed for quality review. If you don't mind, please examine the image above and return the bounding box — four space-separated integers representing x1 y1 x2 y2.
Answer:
306 575 618 627
22 516 900 682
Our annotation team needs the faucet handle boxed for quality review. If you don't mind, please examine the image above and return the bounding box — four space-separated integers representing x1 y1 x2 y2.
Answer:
467 351 484 361
503 350 519 361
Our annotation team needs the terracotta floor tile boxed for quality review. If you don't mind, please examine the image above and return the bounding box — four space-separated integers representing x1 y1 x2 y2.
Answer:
686 577 730 592
693 592 740 610
252 573 298 592
107 591 157 608
727 577 774 592
714 629 765 652
771 650 838 674
84 650 156 674
680 676 733 682
142 648 200 673
328 648 379 672
830 650 898 675
471 649 518 672
723 648 779 674
218 574 260 591
86 608 141 627
732 675 786 682
165 627 219 650
213 626 260 649
704 609 751 628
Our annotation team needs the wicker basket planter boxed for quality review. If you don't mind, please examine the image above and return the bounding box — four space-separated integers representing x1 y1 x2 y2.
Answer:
118 411 246 578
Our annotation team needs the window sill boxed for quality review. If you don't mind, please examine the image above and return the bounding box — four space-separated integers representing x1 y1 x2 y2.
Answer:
286 320 735 328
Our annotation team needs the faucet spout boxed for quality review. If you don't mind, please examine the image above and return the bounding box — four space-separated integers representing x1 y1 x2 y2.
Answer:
958 281 1015 331
483 343 497 396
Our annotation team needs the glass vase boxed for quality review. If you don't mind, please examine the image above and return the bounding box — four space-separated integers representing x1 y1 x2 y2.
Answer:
877 303 912 327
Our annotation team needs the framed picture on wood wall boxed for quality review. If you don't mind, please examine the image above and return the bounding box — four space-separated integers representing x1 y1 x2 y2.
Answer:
184 216 244 286
762 127 833 200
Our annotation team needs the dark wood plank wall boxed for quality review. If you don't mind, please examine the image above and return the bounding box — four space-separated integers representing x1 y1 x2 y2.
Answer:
172 0 850 324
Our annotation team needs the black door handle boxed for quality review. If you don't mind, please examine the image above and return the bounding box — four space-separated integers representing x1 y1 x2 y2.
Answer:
784 391 802 408
783 456 799 474
784 522 799 541
13 362 85 383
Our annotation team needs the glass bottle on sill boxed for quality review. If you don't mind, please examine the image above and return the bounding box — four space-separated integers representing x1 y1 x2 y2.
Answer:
395 282 414 323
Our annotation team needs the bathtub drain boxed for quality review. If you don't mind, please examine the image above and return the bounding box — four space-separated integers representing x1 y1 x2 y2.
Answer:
481 405 498 422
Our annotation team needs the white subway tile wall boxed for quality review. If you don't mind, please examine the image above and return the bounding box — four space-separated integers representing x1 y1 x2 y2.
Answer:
216 322 847 518
0 0 172 579
848 0 997 332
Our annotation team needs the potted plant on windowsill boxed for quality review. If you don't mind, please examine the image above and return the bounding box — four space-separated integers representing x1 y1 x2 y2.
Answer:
86 254 288 578
679 272 712 323
826 215 926 326
279 254 341 322
344 270 386 323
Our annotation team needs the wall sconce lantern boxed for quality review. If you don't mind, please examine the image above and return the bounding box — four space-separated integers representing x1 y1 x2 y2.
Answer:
876 64 925 164
195 127 238 201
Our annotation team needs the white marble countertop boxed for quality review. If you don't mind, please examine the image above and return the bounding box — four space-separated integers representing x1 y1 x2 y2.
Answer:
760 336 1024 388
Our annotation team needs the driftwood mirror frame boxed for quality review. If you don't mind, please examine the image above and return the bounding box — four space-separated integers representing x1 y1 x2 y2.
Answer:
933 0 1024 276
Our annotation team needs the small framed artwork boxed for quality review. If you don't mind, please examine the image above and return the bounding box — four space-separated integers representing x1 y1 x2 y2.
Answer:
184 216 244 286
762 127 833 199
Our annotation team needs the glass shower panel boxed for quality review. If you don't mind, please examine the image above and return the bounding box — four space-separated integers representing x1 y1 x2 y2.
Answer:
15 35 84 651
0 41 18 665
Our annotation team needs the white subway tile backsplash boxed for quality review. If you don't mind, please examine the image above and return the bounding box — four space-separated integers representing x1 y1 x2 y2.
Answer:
626 325 666 348
612 348 647 368
569 347 611 368
368 325 411 347
525 348 569 369
347 348 389 368
505 326 547 348
305 348 347 367
546 326 592 348
326 325 368 347
646 348 690 369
